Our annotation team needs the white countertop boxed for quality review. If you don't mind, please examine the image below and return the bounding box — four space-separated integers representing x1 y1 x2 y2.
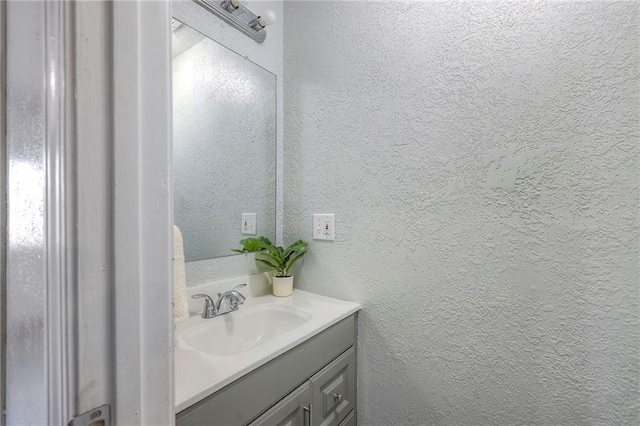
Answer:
174 289 360 412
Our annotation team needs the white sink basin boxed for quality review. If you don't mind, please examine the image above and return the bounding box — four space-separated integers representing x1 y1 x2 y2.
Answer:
180 304 312 357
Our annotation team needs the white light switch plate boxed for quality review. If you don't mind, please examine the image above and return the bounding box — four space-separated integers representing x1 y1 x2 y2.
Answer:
242 213 257 235
313 214 335 241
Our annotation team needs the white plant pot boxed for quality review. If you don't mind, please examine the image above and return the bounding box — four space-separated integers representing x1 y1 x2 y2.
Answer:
272 275 294 297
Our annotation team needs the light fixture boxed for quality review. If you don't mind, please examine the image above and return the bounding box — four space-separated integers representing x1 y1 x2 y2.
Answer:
251 9 277 30
220 0 247 12
193 0 275 44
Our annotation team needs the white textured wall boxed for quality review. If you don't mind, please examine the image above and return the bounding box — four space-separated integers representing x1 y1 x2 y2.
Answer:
172 0 284 283
284 2 639 425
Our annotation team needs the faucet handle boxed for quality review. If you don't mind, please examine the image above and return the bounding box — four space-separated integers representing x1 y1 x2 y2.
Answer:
192 293 213 304
232 284 247 304
191 293 216 318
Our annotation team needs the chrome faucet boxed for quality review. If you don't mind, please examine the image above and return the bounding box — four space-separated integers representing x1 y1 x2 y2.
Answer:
216 284 247 312
191 284 247 319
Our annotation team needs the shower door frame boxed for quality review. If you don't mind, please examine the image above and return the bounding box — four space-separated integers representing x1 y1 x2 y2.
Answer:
3 1 174 424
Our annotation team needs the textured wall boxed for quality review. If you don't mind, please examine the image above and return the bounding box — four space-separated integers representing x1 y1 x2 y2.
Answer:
173 36 276 261
283 2 639 425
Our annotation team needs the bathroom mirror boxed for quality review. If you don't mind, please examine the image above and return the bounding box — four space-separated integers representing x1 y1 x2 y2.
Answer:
172 19 276 261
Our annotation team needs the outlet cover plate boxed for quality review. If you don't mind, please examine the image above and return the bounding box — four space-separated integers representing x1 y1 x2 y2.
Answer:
242 213 257 235
313 214 335 241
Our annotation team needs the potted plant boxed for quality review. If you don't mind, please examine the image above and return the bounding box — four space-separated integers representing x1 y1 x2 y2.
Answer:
233 237 308 297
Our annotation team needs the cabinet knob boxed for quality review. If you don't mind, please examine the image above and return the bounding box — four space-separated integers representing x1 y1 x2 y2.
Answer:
332 393 343 403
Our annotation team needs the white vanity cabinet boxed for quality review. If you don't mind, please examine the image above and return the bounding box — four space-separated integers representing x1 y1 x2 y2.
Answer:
176 314 358 426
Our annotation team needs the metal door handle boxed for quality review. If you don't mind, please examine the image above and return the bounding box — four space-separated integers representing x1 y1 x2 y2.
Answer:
333 393 343 403
303 403 313 426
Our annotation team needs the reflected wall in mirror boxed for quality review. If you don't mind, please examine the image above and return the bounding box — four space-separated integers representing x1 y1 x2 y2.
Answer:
172 19 276 261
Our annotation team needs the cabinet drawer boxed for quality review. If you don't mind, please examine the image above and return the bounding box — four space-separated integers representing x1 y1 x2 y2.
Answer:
310 347 355 426
249 382 311 426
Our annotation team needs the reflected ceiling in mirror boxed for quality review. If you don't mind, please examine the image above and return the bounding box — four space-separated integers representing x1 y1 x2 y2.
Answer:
172 19 276 261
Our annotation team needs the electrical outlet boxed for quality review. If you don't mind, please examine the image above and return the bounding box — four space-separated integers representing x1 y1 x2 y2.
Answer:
313 214 335 241
242 213 257 235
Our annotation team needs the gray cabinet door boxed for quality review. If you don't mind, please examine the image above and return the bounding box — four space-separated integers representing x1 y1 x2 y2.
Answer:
309 348 355 426
338 411 354 426
249 382 311 426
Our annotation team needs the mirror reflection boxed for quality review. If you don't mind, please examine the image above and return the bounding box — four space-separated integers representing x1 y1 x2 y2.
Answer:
172 19 276 261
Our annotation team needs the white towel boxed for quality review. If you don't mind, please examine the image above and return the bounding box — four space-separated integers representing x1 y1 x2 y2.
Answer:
173 225 190 323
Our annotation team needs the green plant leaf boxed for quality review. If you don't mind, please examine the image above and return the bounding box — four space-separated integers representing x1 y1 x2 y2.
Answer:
256 236 273 246
284 250 307 275
232 237 272 253
239 236 308 277
284 240 307 256
262 251 282 265
282 240 307 266
258 240 278 255
256 258 279 270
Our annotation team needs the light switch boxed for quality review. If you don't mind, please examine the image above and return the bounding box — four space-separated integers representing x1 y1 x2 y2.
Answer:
313 214 335 241
242 213 257 235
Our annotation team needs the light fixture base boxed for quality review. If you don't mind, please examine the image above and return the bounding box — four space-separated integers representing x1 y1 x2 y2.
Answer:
194 0 267 44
